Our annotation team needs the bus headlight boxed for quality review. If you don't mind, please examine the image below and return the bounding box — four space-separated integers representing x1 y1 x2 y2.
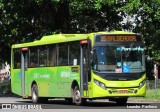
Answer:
94 79 106 90
139 79 146 89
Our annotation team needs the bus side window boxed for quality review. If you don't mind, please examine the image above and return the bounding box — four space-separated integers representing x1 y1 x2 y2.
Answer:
69 42 80 65
39 46 47 67
58 43 68 66
29 47 38 67
48 45 57 66
13 49 21 69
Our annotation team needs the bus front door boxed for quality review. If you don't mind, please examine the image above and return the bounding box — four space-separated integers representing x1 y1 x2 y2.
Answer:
21 48 29 98
80 41 89 97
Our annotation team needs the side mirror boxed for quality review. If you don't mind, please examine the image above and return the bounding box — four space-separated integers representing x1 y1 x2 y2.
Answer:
90 50 94 65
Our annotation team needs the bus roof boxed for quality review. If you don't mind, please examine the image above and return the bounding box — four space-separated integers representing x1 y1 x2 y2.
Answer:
90 31 136 35
12 34 88 48
12 31 137 48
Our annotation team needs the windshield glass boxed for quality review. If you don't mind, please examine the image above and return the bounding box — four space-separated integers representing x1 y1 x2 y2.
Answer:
92 45 145 73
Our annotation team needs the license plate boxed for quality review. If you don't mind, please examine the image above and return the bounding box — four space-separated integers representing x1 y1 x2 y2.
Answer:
119 90 128 94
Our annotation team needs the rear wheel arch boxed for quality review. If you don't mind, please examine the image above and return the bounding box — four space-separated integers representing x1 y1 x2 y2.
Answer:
71 80 86 105
71 80 79 90
31 81 37 88
31 81 48 103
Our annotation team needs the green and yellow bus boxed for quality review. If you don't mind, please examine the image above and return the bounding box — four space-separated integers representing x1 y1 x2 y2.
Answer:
11 31 146 105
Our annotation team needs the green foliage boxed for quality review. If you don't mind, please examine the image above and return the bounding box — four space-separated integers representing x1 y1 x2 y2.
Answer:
119 0 140 13
119 0 160 61
131 89 160 100
144 89 160 100
0 0 70 62
0 0 160 62
70 0 123 33
0 81 11 95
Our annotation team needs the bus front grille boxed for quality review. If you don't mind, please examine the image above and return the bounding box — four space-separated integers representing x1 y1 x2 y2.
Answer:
109 89 135 94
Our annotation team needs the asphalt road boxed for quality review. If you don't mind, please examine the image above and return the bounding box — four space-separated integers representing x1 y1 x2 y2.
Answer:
0 96 159 110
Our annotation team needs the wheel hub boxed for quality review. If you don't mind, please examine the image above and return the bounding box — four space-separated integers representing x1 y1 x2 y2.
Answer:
75 90 80 102
32 89 37 101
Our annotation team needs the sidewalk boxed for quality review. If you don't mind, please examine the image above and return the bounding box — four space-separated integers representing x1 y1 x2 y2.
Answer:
128 98 160 103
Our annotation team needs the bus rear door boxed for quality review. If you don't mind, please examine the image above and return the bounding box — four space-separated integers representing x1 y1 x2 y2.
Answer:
21 48 29 98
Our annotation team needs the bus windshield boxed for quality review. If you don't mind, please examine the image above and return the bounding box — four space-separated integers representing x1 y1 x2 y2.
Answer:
92 45 145 73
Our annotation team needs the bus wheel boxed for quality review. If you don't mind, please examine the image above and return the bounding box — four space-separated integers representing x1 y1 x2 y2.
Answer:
115 98 128 105
31 84 39 103
73 86 86 105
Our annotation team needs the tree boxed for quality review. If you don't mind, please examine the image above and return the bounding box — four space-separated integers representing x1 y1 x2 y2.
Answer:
0 0 70 62
119 0 160 60
0 0 123 63
1 0 160 64
69 0 123 33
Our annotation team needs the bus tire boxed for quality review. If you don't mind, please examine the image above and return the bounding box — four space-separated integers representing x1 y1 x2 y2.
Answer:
115 98 128 105
31 84 40 103
73 86 86 106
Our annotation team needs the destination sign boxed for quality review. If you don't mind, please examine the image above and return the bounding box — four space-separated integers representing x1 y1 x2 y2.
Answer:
101 36 136 42
95 35 140 43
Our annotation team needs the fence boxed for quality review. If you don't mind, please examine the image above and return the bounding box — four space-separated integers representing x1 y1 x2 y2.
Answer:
145 79 160 99
146 79 160 89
